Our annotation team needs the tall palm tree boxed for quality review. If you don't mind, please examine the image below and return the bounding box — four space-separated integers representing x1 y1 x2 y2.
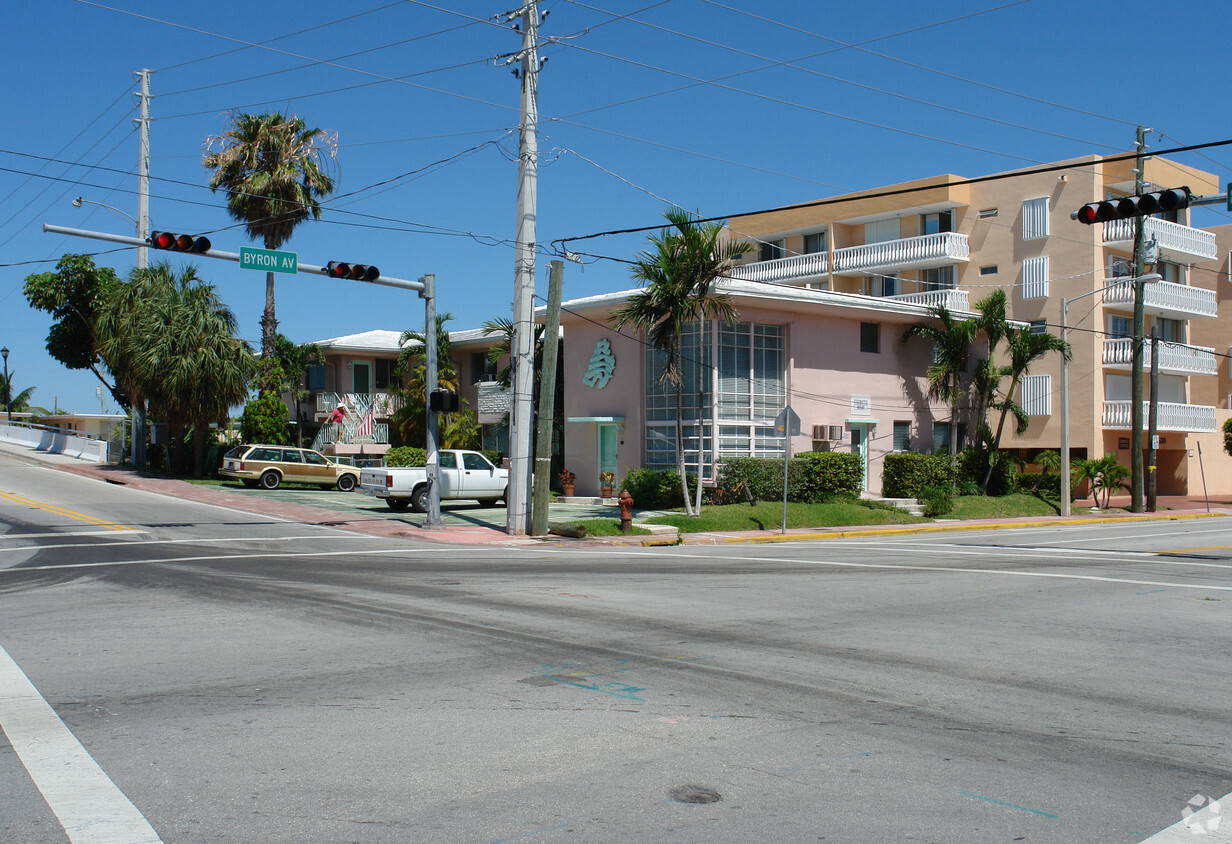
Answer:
0 371 37 415
612 209 751 516
980 324 1071 492
901 305 978 456
204 112 336 385
274 334 324 447
96 262 255 476
390 313 459 448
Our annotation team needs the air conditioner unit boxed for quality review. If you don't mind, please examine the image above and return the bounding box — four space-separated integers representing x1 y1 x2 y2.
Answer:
812 425 826 440
829 425 844 440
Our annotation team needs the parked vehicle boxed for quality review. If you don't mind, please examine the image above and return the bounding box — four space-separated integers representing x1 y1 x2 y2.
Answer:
220 444 360 491
360 449 508 512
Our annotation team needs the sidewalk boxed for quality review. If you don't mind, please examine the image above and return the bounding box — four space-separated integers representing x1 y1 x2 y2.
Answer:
8 442 1230 547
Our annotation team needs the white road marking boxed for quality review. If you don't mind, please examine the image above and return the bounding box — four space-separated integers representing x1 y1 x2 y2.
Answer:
598 549 1232 592
0 530 150 541
0 546 436 573
0 533 374 552
0 643 162 844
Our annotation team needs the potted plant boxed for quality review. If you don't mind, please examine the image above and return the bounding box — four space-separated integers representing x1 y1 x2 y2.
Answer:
559 468 576 497
599 471 615 498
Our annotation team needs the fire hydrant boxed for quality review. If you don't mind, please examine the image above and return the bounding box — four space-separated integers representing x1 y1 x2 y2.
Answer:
619 489 634 535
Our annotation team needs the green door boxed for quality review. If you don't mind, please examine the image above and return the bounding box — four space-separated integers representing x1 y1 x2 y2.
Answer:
851 425 870 491
598 423 618 483
352 361 371 395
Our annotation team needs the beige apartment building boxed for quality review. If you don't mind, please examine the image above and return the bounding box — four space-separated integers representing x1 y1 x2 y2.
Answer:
726 154 1230 495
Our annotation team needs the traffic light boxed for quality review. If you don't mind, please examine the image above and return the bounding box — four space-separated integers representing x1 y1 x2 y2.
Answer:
148 231 211 252
429 390 459 413
325 261 380 281
1073 187 1191 224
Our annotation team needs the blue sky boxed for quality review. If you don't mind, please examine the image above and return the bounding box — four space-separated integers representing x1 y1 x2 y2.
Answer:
2 0 1229 414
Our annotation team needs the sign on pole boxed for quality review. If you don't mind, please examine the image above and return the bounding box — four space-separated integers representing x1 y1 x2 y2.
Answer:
240 246 298 275
775 405 801 534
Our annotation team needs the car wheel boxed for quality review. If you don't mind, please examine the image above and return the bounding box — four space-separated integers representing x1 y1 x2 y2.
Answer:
337 474 356 492
241 480 258 488
411 485 429 514
259 470 281 490
386 499 411 512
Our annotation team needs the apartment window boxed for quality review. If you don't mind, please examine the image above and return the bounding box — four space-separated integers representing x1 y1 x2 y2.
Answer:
1029 319 1048 335
860 322 880 354
1109 258 1132 278
472 351 498 383
864 274 898 297
1022 256 1049 299
1156 318 1185 343
1158 261 1183 284
893 421 911 451
932 422 966 454
1020 373 1052 416
865 218 899 244
759 239 785 262
1023 196 1050 239
979 265 999 276
803 231 827 254
921 266 955 290
921 210 952 235
306 364 325 390
1108 315 1132 339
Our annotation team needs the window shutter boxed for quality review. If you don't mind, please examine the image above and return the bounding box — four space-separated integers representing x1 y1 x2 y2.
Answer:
1023 256 1049 300
1022 196 1049 239
1020 373 1051 416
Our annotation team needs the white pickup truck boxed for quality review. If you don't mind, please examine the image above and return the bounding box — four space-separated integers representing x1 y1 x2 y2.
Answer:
360 449 509 512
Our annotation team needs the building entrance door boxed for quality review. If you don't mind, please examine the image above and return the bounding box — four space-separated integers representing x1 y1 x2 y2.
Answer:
597 423 618 485
850 423 871 491
352 361 371 395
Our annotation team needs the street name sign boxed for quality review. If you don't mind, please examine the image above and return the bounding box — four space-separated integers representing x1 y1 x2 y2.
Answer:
240 247 298 275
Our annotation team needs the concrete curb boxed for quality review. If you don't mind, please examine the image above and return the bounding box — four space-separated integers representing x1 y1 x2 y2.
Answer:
679 510 1226 545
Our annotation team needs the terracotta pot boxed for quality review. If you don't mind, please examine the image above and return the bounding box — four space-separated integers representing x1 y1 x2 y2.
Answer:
562 484 575 496
600 486 613 498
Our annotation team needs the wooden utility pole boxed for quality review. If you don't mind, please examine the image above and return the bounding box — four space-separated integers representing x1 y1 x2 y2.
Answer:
531 260 563 535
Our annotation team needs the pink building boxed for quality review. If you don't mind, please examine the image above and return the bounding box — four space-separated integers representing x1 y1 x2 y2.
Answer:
559 279 978 498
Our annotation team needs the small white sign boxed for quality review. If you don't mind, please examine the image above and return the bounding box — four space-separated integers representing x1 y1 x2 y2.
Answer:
850 395 872 417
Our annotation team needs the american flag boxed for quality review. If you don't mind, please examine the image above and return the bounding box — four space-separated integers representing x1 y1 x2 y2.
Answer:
356 405 374 437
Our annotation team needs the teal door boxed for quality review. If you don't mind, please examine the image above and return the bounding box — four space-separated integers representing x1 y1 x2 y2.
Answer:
352 362 371 395
851 425 870 490
598 423 618 482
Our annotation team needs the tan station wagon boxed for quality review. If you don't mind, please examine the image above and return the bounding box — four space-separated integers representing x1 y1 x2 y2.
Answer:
220 445 360 491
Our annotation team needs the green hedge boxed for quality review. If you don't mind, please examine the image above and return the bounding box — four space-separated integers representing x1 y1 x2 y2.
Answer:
619 467 692 509
384 446 426 467
882 453 955 498
717 453 862 503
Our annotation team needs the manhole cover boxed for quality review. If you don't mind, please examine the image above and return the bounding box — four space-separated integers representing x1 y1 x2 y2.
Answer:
670 785 721 804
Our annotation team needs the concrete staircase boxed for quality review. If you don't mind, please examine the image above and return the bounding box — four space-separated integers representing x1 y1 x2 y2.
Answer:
860 493 925 516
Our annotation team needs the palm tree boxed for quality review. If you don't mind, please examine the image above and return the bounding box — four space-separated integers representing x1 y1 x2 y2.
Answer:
900 305 978 456
390 313 459 448
204 112 336 385
0 370 38 415
274 334 324 447
980 325 1071 492
612 209 751 516
96 262 256 476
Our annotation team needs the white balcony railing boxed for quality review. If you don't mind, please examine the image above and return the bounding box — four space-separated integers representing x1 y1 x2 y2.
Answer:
888 288 971 312
315 391 403 416
1102 277 1217 319
728 232 968 285
832 231 969 275
1102 337 1218 375
1103 217 1217 261
728 251 828 284
1101 400 1216 432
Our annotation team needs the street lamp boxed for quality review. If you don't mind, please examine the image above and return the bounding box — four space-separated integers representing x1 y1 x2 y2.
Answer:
1060 274 1160 516
2 346 10 425
72 197 145 269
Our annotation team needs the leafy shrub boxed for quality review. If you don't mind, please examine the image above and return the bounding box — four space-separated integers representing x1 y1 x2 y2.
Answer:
920 485 953 518
1224 417 1232 457
717 454 862 504
620 468 691 509
384 446 426 467
794 452 863 500
482 449 504 467
957 447 1020 496
882 453 954 498
240 391 292 445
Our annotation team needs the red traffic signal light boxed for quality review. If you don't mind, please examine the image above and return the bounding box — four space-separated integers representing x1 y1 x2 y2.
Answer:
326 261 379 281
148 231 211 252
1072 187 1191 225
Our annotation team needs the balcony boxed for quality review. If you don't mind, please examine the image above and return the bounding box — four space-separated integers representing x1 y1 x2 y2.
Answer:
888 288 970 312
728 232 968 286
833 231 968 276
1103 217 1217 261
1102 400 1216 432
315 391 403 417
1102 338 1217 375
1101 277 1217 320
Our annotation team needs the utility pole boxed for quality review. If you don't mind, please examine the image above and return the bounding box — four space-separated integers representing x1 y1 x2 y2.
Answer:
531 260 563 536
507 1 541 535
1147 327 1159 512
1129 125 1150 512
421 273 442 529
132 69 152 466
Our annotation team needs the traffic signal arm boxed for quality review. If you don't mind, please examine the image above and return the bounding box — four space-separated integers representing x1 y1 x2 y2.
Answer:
1072 187 1191 224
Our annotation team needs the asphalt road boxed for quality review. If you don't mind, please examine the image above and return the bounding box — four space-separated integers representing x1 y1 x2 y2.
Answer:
2 449 1230 843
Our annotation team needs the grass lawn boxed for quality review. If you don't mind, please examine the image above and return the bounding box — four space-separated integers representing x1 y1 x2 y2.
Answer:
944 493 1062 520
644 500 924 533
566 519 652 537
